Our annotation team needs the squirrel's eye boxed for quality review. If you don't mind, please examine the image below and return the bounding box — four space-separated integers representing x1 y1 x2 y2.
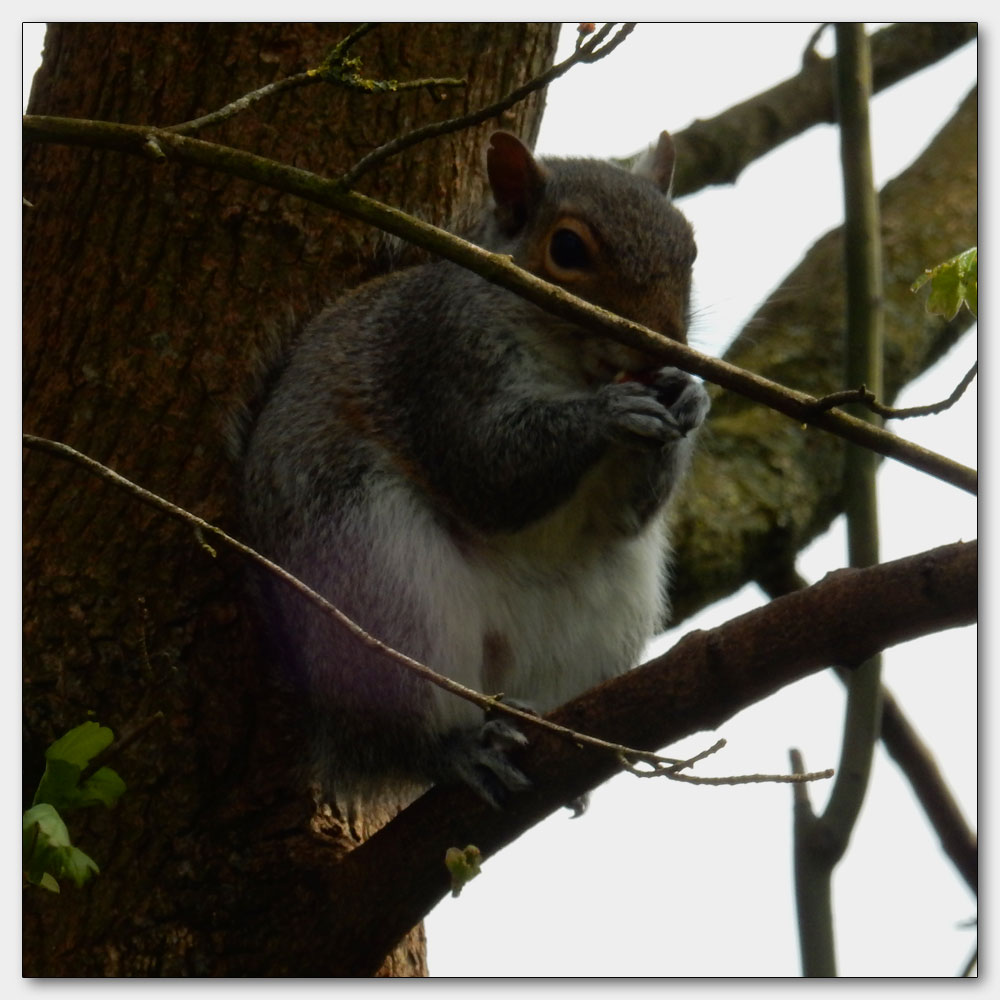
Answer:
549 228 591 270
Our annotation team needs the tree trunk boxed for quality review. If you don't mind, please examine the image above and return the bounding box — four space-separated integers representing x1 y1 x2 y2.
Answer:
22 22 558 977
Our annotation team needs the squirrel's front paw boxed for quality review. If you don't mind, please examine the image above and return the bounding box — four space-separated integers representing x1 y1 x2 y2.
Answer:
598 381 674 446
438 719 531 808
599 372 708 446
651 367 710 438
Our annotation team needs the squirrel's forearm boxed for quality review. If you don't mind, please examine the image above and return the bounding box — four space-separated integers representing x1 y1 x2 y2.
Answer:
416 396 610 533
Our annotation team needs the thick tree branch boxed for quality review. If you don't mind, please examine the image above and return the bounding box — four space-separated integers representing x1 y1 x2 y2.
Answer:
21 113 976 496
671 85 977 621
669 22 977 196
320 540 976 976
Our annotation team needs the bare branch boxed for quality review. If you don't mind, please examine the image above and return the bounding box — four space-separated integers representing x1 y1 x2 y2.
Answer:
667 768 835 787
820 16 886 859
792 28 885 973
801 23 831 64
165 23 465 136
622 738 834 786
813 362 978 420
339 22 635 187
880 359 978 418
19 432 720 782
619 737 724 774
878 686 978 894
20 114 978 496
619 737 832 786
165 72 319 135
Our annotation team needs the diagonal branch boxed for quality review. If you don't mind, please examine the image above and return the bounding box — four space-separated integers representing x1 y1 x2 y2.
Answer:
19 432 745 783
877 686 978 894
21 113 977 495
323 539 976 976
340 22 635 187
669 22 977 196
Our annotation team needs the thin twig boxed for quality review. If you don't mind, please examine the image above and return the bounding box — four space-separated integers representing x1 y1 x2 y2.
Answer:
621 737 727 775
338 22 635 187
166 73 317 135
165 24 465 136
875 360 977 418
328 22 381 55
620 738 833 785
811 361 977 419
802 23 831 66
20 432 705 781
824 18 885 847
84 712 166 777
666 768 835 787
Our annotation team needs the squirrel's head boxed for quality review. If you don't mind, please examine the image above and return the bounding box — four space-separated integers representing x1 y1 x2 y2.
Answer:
485 131 696 385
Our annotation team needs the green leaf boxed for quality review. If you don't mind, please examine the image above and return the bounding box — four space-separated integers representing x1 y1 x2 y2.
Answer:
46 721 114 769
24 803 69 886
24 803 71 852
445 845 483 898
964 253 977 317
24 723 125 891
77 766 127 808
23 803 101 890
32 757 83 809
34 723 124 811
912 247 977 319
61 846 101 888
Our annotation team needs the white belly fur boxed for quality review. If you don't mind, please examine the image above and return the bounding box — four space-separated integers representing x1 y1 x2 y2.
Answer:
356 469 668 735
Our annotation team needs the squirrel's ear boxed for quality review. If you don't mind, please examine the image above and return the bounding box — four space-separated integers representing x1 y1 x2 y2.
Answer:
633 131 676 196
487 132 546 234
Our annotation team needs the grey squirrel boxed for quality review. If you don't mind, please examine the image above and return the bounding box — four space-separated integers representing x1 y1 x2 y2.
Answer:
240 131 709 807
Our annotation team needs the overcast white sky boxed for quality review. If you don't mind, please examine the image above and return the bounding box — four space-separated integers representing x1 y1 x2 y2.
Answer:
18 13 984 986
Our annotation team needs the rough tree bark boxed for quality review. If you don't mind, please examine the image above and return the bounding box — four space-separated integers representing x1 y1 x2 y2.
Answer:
22 22 558 977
